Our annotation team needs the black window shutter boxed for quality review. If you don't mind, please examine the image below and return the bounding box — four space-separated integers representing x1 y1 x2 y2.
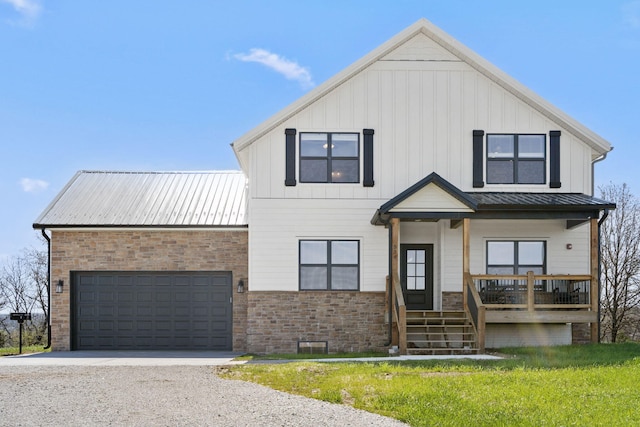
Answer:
473 130 484 188
549 130 561 188
285 128 297 186
363 129 374 187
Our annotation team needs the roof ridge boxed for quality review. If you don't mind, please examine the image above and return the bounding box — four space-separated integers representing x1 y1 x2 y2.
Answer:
77 170 244 175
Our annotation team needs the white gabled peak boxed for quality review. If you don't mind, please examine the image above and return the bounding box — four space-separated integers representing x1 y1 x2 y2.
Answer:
231 18 612 161
381 32 461 62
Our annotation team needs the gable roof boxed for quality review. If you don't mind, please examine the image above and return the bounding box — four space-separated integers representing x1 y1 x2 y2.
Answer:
379 172 478 214
33 171 248 228
232 18 612 158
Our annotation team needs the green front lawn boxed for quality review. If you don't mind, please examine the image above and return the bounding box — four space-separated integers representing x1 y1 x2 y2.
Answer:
0 345 50 356
221 343 640 426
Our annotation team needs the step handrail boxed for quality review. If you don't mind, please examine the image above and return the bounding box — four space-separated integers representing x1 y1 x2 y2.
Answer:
392 272 407 354
464 273 485 352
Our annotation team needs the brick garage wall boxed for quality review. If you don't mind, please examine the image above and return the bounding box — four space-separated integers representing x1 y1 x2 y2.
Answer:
50 229 248 351
442 292 463 311
246 291 387 354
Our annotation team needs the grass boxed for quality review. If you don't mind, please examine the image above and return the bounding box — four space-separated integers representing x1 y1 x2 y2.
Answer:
0 345 50 356
220 343 640 426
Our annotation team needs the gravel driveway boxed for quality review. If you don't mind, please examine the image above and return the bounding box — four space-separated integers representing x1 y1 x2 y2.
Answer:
0 365 407 426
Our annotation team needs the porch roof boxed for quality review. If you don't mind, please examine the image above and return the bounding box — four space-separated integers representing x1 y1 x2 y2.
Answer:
468 192 615 211
372 187 615 225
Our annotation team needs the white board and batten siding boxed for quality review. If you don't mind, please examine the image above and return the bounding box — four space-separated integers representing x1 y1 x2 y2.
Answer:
248 199 388 292
247 32 597 202
237 21 609 295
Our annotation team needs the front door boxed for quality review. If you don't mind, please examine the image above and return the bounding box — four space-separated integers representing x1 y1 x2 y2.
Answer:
400 244 434 310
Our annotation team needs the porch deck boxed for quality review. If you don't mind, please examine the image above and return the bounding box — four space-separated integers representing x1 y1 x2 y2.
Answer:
464 272 597 351
387 217 600 354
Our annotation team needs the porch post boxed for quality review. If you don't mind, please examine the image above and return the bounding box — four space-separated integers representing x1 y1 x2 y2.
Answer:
462 219 470 273
527 271 535 311
389 218 400 346
391 217 399 284
590 218 599 343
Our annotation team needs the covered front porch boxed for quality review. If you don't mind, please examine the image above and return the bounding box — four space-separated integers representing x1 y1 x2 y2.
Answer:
372 173 614 354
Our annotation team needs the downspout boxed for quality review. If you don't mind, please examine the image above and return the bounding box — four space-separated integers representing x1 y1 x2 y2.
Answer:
41 229 52 349
591 152 608 195
592 149 610 342
383 219 393 346
597 209 609 343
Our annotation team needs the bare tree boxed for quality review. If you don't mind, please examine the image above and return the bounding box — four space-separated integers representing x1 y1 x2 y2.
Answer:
599 183 640 342
22 246 49 341
0 243 49 347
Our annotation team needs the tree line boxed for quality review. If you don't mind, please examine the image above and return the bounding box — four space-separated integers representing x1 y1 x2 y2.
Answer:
0 184 638 348
0 239 49 348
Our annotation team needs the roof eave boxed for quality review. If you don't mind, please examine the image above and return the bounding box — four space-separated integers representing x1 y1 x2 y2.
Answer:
32 224 249 230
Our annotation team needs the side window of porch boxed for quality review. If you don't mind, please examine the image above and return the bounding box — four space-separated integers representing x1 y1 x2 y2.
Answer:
299 240 359 290
486 241 546 274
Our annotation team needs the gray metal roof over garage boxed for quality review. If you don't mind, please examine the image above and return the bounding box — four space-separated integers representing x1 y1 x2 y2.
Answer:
33 171 247 228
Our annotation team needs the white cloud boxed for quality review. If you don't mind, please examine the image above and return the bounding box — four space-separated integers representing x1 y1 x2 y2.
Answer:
20 178 49 193
0 0 41 26
622 1 640 29
234 48 315 89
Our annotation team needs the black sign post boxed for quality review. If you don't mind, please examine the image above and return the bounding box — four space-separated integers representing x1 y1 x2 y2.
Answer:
9 313 32 354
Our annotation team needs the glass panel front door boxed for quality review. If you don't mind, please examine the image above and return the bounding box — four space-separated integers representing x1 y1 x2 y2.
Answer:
400 244 434 310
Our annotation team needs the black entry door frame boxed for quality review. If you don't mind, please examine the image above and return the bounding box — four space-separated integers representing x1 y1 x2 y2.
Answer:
400 244 434 310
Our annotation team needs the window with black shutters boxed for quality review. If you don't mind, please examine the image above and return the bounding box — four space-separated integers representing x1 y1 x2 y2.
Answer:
299 133 359 183
486 134 546 184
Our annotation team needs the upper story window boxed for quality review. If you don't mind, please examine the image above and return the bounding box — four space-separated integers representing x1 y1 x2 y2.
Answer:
486 240 546 275
299 240 359 290
486 134 546 184
300 133 359 183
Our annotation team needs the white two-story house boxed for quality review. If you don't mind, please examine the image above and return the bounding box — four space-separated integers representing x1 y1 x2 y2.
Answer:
35 19 613 354
231 18 614 354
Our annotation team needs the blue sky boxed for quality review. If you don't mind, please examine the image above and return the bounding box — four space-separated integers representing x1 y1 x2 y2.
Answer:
1 1 639 259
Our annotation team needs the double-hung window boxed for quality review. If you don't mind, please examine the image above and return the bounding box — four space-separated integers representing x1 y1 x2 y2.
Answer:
299 240 359 290
486 134 546 184
300 133 359 183
486 241 546 275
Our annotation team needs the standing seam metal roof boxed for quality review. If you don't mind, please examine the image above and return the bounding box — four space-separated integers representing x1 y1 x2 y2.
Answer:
33 171 248 227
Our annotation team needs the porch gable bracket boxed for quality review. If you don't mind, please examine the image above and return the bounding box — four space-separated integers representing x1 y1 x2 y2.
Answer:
566 219 589 229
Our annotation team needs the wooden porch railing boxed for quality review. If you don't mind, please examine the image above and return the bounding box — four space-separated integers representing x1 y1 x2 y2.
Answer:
471 273 592 310
391 272 407 354
465 272 596 351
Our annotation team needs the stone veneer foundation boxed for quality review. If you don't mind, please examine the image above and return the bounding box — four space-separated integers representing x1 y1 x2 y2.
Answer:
246 291 387 354
441 291 463 311
50 229 248 351
571 323 592 344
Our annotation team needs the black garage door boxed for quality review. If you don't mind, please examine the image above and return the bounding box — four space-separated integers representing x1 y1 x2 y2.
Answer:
72 272 232 350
